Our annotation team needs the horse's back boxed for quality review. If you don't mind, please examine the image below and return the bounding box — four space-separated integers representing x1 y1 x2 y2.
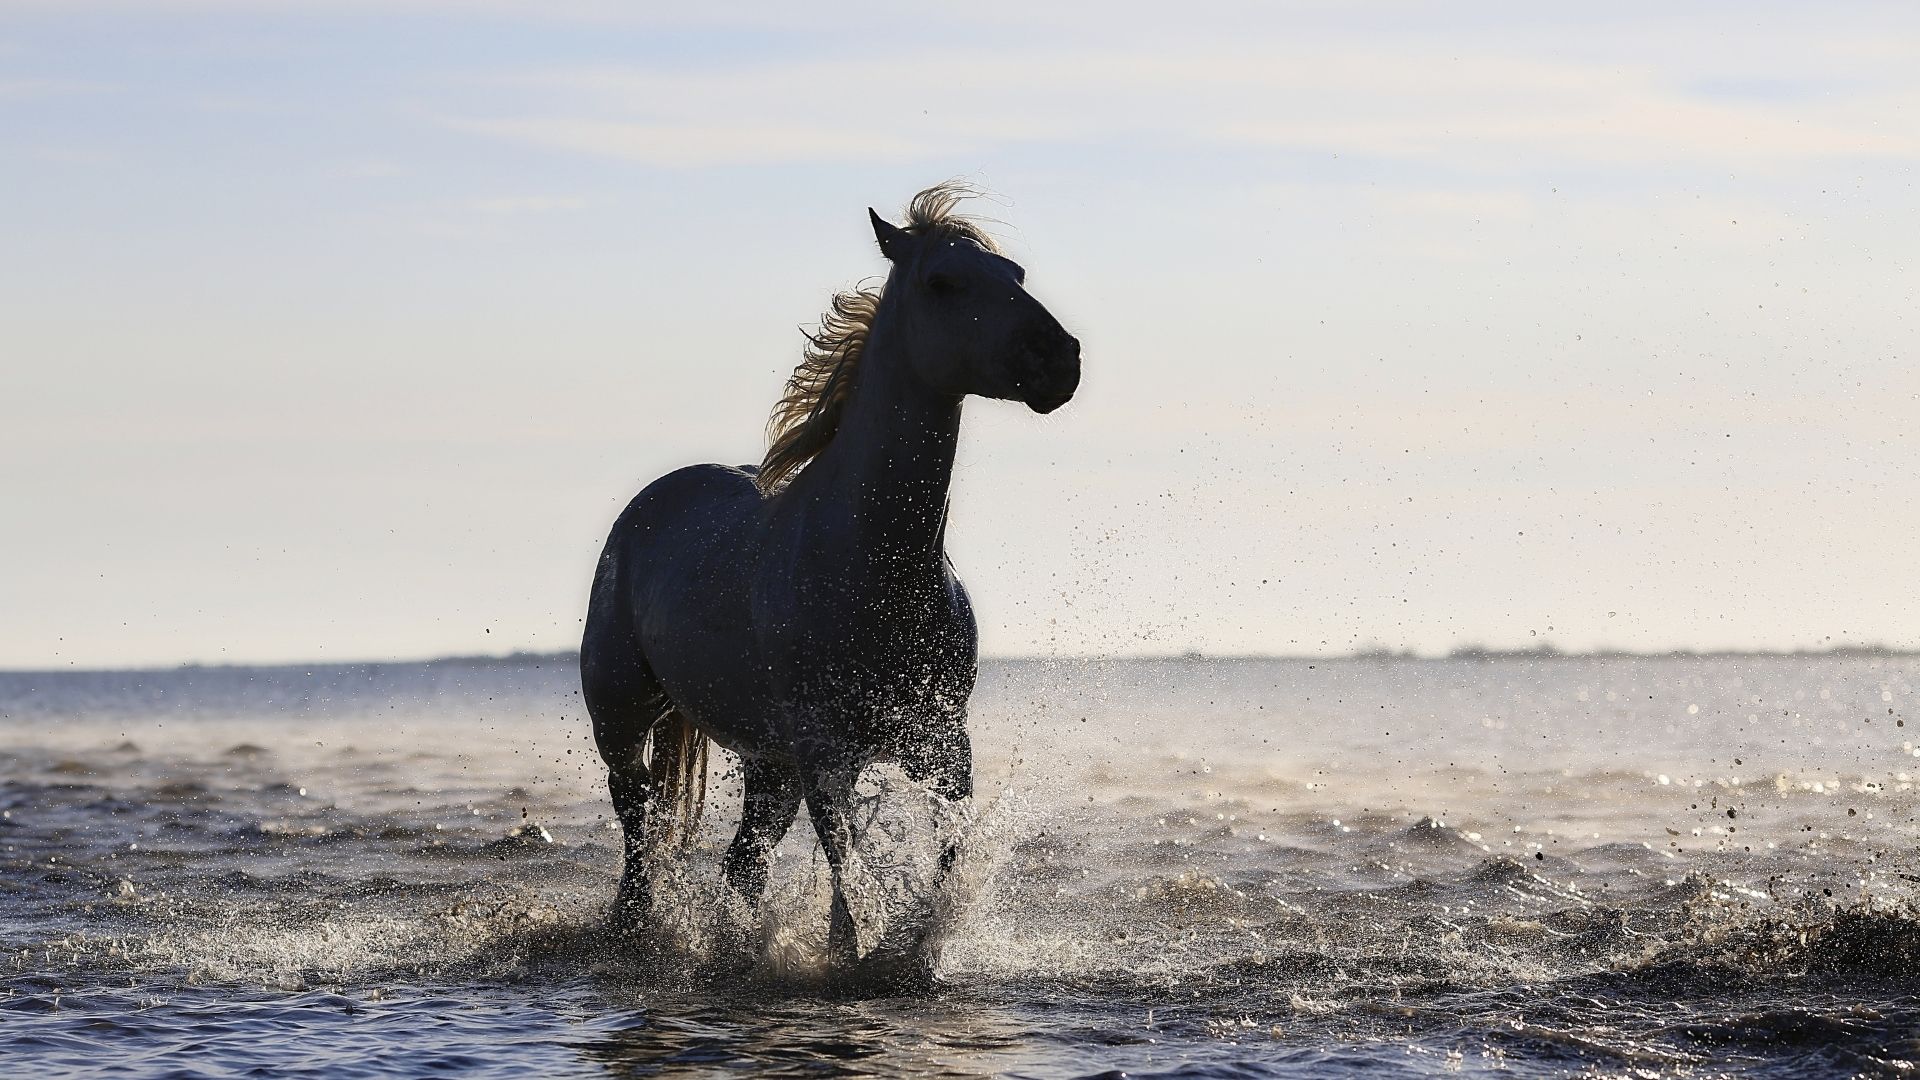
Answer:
606 462 760 541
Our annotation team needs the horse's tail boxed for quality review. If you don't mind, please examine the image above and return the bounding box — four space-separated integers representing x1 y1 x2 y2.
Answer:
648 709 709 852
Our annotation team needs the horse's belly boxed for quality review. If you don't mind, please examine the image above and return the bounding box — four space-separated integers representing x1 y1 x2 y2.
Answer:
662 681 779 756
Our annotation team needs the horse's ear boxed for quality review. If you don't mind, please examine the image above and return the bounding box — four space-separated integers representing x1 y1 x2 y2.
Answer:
869 207 911 262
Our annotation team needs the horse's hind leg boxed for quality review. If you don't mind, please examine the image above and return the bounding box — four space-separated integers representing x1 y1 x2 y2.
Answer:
799 766 863 968
582 635 671 933
721 755 803 906
604 748 664 933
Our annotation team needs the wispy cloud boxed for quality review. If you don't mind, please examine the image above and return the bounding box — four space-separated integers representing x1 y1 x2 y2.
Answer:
24 144 118 165
463 194 588 213
443 115 934 168
0 77 116 101
333 159 407 179
440 42 1920 170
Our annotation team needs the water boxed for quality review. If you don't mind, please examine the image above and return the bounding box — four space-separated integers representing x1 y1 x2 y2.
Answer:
3 655 1917 1077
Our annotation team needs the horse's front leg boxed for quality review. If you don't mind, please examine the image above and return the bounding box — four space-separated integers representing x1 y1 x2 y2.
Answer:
900 718 974 881
800 766 862 968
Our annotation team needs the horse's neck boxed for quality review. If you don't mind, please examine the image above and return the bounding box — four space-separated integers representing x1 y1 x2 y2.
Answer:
793 317 962 560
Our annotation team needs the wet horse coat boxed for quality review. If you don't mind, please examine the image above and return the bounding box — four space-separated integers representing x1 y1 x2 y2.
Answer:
581 186 1081 964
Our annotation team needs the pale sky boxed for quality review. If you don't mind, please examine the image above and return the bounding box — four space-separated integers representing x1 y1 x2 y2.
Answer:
3 2 1917 668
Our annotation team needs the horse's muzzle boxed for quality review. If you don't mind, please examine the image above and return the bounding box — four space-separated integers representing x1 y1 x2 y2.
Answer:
1022 334 1081 414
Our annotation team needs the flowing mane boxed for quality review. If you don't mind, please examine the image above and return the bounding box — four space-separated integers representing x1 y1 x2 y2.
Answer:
755 182 1002 495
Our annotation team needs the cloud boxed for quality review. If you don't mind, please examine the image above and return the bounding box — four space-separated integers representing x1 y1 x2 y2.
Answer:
24 144 119 165
334 159 407 179
443 115 935 168
0 0 1127 27
440 41 1920 171
463 194 588 213
0 77 116 101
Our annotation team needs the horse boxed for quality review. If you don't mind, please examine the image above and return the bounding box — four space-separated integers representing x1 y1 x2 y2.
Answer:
580 183 1081 968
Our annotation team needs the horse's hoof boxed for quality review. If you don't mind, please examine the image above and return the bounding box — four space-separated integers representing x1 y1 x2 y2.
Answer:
834 946 937 995
828 943 860 973
608 891 654 938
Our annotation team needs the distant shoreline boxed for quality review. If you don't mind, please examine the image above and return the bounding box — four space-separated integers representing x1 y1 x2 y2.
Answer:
1 643 1914 678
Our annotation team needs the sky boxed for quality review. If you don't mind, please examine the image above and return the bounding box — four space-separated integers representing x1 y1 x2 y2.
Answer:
2 1 1917 668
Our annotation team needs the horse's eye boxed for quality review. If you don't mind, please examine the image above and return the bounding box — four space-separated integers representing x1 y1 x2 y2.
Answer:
926 273 962 296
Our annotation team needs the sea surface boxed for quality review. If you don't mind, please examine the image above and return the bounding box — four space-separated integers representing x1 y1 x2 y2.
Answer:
2 654 1917 1078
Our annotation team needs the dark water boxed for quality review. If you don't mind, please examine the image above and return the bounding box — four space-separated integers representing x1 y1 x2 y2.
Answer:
3 655 1917 1077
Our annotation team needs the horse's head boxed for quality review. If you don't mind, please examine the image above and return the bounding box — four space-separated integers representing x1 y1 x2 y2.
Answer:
869 208 1081 414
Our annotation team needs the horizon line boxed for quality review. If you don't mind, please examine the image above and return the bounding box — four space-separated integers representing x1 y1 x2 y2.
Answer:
2 642 1915 677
